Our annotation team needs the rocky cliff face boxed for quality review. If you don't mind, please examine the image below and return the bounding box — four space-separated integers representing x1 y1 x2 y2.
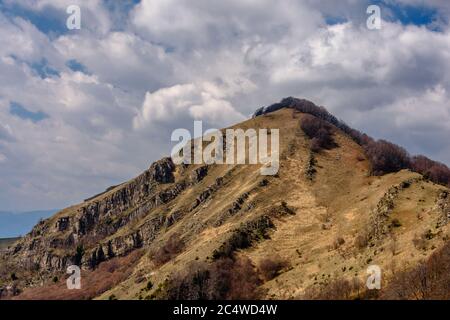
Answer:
3 157 179 272
436 190 450 227
3 157 228 277
368 178 423 241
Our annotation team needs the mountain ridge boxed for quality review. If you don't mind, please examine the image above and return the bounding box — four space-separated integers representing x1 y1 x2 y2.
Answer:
1 98 449 300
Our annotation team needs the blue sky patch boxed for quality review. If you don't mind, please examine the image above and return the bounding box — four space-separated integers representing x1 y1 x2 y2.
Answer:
372 0 440 28
66 59 90 74
103 0 141 13
0 1 68 37
325 16 348 26
10 102 49 123
30 58 60 79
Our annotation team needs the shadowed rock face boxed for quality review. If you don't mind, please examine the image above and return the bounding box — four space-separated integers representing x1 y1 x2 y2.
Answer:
2 157 179 272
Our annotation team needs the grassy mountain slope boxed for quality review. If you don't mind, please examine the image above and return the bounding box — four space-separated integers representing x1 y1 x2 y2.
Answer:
1 100 449 300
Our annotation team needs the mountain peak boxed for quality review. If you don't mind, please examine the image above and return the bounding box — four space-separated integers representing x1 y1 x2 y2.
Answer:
253 97 320 118
1 99 449 300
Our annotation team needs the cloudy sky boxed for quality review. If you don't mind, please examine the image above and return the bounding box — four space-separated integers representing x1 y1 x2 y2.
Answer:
0 0 449 212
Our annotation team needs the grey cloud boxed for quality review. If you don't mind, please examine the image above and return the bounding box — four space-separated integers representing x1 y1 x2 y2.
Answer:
1 0 450 211
0 122 15 142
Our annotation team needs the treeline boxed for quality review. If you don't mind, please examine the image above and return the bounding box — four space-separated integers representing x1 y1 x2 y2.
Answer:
271 97 450 186
410 155 450 187
300 115 337 152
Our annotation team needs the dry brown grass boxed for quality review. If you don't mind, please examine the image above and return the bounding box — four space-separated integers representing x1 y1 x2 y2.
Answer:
4 108 450 301
303 277 367 300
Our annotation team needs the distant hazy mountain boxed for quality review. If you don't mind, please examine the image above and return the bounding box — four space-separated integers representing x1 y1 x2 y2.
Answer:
0 210 58 238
